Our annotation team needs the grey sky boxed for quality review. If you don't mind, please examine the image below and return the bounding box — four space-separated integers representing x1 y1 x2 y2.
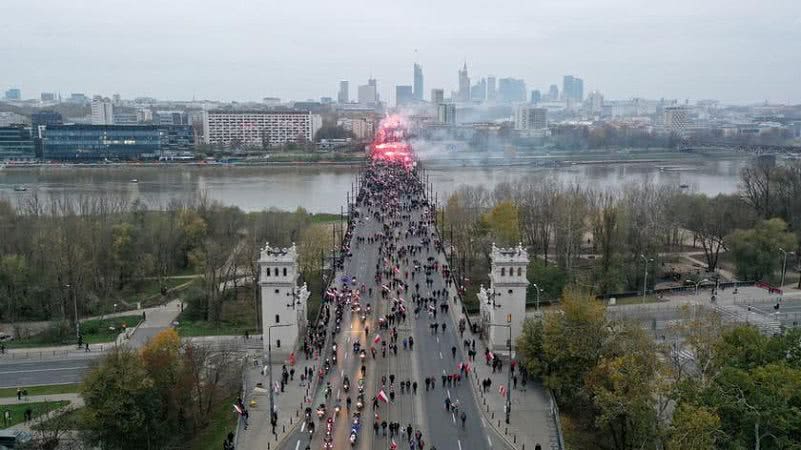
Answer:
2 0 800 104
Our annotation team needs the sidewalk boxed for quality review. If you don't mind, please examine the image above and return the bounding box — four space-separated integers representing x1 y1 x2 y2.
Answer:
455 308 558 450
435 248 558 450
235 355 317 450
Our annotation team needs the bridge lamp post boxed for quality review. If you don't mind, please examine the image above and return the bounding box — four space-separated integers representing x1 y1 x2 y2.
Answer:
488 322 513 425
693 278 711 296
532 283 541 311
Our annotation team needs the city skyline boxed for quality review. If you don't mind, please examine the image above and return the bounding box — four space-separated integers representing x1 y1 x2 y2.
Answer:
2 0 800 105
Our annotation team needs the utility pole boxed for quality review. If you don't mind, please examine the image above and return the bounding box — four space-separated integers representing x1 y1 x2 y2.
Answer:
640 255 653 304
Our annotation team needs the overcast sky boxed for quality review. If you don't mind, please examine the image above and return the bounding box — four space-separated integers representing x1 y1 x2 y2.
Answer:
2 0 800 105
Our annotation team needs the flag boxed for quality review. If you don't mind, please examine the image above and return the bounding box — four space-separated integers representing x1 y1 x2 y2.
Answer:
382 285 390 292
390 440 398 450
373 334 382 344
377 390 389 403
488 351 495 361
233 404 243 415
499 385 507 397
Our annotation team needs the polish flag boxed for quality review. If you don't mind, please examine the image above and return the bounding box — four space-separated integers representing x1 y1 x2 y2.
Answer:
488 351 495 361
377 390 389 403
233 404 244 415
390 440 398 450
499 385 507 397
373 334 382 344
394 266 400 274
382 285 390 292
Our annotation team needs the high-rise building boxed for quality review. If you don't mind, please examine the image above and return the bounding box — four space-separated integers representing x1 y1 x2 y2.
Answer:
4 88 21 101
437 103 456 125
155 111 189 126
203 110 322 147
430 89 445 105
486 77 497 101
471 78 487 102
413 64 424 101
530 90 541 104
395 85 414 107
562 75 584 102
91 97 114 125
546 85 559 102
368 78 379 102
40 92 56 102
338 81 349 104
358 83 378 105
113 112 139 125
458 63 471 102
68 93 89 104
586 91 604 114
497 78 526 103
515 106 548 131
664 106 690 135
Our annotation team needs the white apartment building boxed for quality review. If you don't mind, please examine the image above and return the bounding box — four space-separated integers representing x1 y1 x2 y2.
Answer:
91 97 114 125
203 110 322 147
514 106 547 131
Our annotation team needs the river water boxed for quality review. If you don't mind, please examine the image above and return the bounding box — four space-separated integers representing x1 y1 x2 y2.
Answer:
0 158 749 213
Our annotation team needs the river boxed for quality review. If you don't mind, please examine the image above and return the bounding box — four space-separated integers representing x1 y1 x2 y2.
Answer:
0 157 749 213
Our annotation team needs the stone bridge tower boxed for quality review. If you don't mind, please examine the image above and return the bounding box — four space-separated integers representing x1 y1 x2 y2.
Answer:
258 242 310 357
477 243 529 353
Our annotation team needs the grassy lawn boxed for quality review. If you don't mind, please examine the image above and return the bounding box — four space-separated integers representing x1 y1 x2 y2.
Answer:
5 315 143 349
0 384 80 398
188 394 239 450
0 401 70 429
310 213 341 224
34 406 85 431
175 320 256 337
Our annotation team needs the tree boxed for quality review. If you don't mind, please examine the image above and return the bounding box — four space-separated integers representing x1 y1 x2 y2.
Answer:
81 348 165 450
538 289 608 403
667 404 721 450
727 218 797 282
482 201 520 246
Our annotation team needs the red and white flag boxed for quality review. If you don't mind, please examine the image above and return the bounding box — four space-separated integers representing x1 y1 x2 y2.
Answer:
488 351 495 361
373 334 382 344
499 385 507 397
233 404 244 415
390 440 398 450
382 285 390 292
377 389 389 403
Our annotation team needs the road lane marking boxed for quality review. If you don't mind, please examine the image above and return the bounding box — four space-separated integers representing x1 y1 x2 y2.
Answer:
487 435 492 447
439 352 443 359
458 440 462 450
301 422 305 432
447 389 451 399
0 366 90 374
295 439 300 450
481 417 487 428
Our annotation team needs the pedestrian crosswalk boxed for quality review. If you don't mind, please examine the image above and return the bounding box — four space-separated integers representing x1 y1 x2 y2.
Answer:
710 304 783 335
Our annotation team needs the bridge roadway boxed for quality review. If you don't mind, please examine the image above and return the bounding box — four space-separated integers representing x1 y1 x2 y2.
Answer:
283 173 509 450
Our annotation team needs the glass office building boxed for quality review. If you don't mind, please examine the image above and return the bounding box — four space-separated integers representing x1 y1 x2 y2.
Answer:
42 125 192 160
0 125 35 161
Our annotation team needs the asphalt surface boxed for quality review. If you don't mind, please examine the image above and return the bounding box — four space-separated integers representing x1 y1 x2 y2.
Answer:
282 167 508 450
0 357 100 388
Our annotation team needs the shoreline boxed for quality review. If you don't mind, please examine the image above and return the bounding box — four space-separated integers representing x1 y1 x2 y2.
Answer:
1 149 749 171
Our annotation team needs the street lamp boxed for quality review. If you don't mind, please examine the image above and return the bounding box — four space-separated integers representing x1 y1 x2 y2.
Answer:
266 323 293 427
693 278 711 296
487 322 513 425
65 284 79 340
640 255 654 304
532 283 541 311
779 248 793 294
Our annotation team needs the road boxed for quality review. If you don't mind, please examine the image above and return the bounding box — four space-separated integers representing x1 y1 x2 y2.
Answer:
0 357 100 388
282 158 509 450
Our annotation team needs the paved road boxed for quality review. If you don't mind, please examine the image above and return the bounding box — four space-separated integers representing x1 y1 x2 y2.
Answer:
281 161 509 450
0 357 100 388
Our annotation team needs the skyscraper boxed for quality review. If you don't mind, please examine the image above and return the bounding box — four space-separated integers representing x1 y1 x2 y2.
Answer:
437 103 456 125
458 63 470 102
497 78 526 103
358 82 378 105
471 78 487 102
547 85 559 102
530 90 541 104
413 64 424 101
338 81 349 104
430 89 445 105
486 77 497 101
395 85 414 107
562 75 584 102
